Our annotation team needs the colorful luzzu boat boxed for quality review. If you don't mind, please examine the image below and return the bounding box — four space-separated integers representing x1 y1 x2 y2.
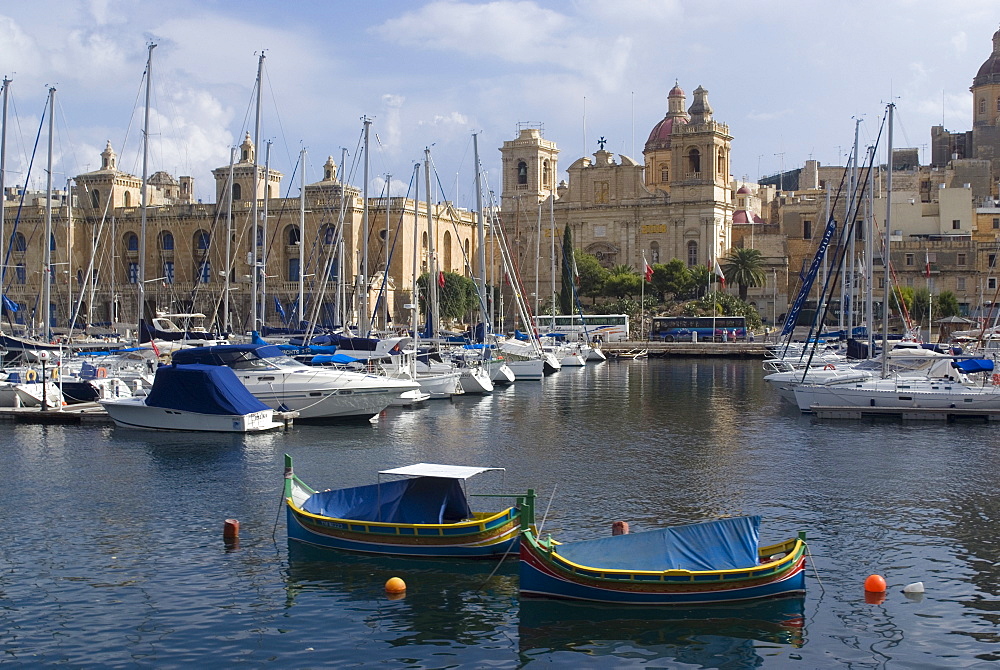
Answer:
518 490 807 605
283 455 521 558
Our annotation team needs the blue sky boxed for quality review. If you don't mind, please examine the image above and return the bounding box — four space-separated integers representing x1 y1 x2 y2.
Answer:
0 1 996 209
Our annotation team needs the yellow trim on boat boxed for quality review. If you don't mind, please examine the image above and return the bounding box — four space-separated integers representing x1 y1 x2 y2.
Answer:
286 497 516 532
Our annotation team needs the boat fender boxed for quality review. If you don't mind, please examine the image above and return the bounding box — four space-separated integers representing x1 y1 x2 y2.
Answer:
96 366 108 379
992 373 1000 386
824 364 836 370
24 369 38 382
50 368 59 380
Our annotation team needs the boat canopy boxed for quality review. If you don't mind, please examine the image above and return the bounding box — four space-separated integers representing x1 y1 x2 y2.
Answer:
144 364 271 415
301 477 472 524
379 463 504 479
172 344 287 368
553 516 762 572
951 358 994 374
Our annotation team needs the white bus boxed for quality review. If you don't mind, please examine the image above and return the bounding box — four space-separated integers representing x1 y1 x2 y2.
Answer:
532 314 630 342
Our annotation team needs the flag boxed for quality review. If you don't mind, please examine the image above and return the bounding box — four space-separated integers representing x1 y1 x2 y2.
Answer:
438 271 446 288
643 255 653 282
924 251 931 278
273 296 287 321
713 258 726 287
1 295 18 312
572 252 580 285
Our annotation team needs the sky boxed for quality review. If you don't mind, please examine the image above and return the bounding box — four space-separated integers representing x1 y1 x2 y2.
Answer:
0 0 997 210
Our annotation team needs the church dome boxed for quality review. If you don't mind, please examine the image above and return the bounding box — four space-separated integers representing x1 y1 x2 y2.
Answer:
644 116 687 151
736 185 752 194
973 26 1000 87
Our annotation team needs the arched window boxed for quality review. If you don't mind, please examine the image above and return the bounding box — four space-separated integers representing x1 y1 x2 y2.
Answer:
123 191 131 208
13 232 26 252
517 161 528 185
288 257 300 282
256 226 264 247
125 232 139 251
980 98 987 114
687 148 701 174
50 233 56 251
650 241 660 263
443 230 453 272
542 160 550 187
996 96 1000 112
322 224 335 244
286 225 301 246
160 231 174 250
464 238 470 261
232 183 242 201
91 190 100 208
687 240 698 267
659 163 669 182
717 151 726 175
421 231 428 272
194 230 210 251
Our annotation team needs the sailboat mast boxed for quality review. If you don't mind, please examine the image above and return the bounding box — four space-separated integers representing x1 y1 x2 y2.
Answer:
473 133 487 339
223 147 235 335
137 43 155 341
550 192 555 321
43 86 55 341
881 103 894 377
411 162 420 343
0 76 9 286
385 173 391 331
261 140 271 331
337 147 347 328
865 145 875 355
361 117 371 336
251 52 264 334
298 146 306 329
424 147 438 339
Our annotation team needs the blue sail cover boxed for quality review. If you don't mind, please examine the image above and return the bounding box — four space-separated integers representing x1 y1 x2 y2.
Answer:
144 364 271 416
553 516 761 572
301 477 472 524
172 344 287 367
952 358 994 374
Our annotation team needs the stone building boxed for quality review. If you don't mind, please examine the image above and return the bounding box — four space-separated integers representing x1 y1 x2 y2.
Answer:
0 137 477 336
498 84 736 316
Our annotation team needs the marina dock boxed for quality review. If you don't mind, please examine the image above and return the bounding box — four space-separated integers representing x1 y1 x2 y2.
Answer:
603 341 769 357
0 403 114 425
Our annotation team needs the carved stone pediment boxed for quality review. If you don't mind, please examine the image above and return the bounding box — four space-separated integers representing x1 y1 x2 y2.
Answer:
585 242 619 267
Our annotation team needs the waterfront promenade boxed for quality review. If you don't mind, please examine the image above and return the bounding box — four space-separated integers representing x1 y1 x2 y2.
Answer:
603 340 769 357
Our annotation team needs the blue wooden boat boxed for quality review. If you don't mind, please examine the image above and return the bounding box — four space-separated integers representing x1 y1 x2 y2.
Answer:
518 491 806 605
284 455 520 558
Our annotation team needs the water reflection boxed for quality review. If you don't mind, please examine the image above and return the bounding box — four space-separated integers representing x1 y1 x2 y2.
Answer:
517 596 805 668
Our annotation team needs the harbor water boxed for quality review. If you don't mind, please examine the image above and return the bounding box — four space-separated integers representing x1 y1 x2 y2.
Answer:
2 357 999 667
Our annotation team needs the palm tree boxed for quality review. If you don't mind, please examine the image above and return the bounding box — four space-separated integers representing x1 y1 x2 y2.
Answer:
720 247 766 302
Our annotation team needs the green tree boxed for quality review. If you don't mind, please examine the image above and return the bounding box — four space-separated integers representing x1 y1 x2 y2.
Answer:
559 224 575 314
720 247 767 302
650 259 693 301
417 271 477 323
575 251 607 305
893 285 915 320
603 265 642 299
689 265 711 298
935 291 960 318
911 287 931 324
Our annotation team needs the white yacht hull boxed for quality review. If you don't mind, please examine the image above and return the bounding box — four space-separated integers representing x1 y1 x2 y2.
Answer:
459 367 494 394
504 359 544 381
100 397 283 432
793 378 1000 412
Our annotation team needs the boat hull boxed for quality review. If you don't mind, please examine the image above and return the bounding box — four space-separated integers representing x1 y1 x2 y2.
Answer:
518 531 806 605
100 397 282 432
284 473 520 558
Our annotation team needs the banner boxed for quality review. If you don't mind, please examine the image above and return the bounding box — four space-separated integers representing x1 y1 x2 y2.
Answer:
781 216 838 337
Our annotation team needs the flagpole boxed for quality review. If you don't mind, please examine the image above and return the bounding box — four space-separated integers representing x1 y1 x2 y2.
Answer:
640 252 645 342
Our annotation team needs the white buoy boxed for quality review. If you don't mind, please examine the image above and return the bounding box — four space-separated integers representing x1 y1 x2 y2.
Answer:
902 581 925 593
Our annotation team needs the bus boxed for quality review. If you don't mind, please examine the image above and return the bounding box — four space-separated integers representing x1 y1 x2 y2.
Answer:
649 316 747 342
532 314 630 342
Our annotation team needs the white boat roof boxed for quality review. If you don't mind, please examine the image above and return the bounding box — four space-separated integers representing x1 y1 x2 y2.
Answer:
379 463 504 479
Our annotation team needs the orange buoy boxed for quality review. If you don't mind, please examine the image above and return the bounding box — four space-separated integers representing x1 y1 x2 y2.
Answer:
223 518 240 541
864 574 886 593
385 577 406 594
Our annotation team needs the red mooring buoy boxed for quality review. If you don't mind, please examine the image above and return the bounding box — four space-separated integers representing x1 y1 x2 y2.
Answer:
224 518 240 541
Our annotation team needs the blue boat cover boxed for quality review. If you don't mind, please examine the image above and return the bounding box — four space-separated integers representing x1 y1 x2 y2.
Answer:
952 358 994 374
311 353 359 365
553 516 761 572
144 364 271 415
301 477 472 524
172 344 287 367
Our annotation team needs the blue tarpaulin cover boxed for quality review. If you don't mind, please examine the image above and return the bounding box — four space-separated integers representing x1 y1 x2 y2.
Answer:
553 516 761 572
301 477 472 524
311 353 359 365
952 358 994 374
144 364 271 416
172 344 287 367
